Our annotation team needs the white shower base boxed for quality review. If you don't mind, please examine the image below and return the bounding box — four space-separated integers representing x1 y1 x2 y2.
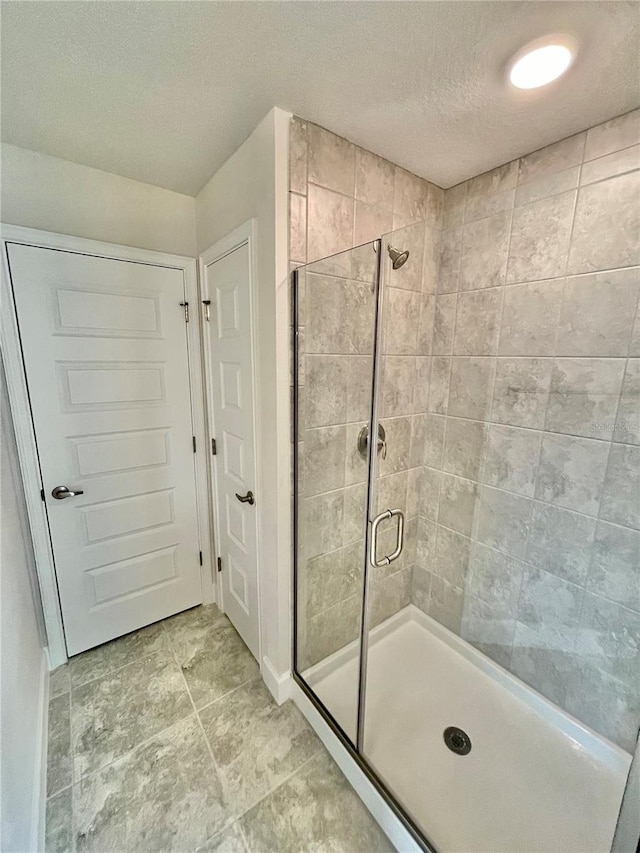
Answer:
303 605 631 853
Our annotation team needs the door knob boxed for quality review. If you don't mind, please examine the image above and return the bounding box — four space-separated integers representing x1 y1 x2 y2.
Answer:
235 490 255 505
51 485 84 500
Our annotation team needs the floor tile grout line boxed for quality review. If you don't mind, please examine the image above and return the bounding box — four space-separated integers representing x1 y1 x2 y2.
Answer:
165 622 324 849
242 752 321 818
161 609 323 844
229 744 323 827
160 610 262 713
67 622 200 791
68 639 173 692
67 641 194 788
66 654 77 853
61 614 247 844
161 617 240 843
195 673 263 717
45 782 72 803
70 710 202 793
160 618 203 719
198 751 322 851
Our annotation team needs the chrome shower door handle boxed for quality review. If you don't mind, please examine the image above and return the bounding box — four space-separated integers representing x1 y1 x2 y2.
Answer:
387 508 404 563
370 510 392 567
369 508 404 568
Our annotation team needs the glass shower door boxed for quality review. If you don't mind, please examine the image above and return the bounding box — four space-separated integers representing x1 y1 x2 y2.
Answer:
293 240 381 745
358 228 440 845
359 221 639 853
293 226 638 853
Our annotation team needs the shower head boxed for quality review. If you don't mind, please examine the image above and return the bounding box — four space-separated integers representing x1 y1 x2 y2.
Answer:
388 246 410 269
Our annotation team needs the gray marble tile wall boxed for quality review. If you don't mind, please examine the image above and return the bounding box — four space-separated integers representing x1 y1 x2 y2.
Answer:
411 109 640 751
289 117 442 668
289 111 639 752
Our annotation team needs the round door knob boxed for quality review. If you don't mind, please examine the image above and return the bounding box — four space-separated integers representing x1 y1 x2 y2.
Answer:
51 485 84 500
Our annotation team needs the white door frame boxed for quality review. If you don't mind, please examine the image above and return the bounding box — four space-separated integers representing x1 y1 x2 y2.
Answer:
199 219 262 662
0 224 215 668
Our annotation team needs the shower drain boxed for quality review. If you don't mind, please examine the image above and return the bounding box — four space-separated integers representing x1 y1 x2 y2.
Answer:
443 726 472 755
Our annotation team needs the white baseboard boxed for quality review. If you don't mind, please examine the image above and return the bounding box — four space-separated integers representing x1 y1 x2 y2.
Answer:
32 648 49 853
261 656 292 705
291 681 421 853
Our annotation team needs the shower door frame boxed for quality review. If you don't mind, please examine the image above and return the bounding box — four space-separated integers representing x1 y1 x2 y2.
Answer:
291 245 436 853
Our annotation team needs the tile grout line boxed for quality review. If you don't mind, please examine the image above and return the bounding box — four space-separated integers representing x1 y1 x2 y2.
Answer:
427 206 465 614
67 642 171 691
67 626 201 793
67 605 269 843
71 615 256 793
67 662 76 853
196 753 322 853
160 617 258 844
69 711 200 792
235 753 322 835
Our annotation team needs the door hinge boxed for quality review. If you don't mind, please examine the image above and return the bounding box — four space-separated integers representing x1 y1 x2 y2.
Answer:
217 557 222 573
202 299 211 322
40 488 45 502
192 436 197 453
211 438 217 455
199 550 203 566
179 301 189 322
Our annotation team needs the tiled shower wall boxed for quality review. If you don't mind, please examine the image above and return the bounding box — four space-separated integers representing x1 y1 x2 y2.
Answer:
289 110 640 751
289 117 442 668
411 109 640 750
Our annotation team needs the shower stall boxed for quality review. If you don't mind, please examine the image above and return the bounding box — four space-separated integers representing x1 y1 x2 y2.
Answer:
292 225 639 852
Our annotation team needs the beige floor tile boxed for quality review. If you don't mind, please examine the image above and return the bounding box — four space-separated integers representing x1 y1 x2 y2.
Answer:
239 750 394 853
72 650 192 778
74 716 231 853
68 621 170 688
199 677 322 815
164 605 259 709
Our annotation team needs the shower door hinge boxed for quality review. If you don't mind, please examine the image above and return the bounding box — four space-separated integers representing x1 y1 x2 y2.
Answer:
217 557 222 573
211 438 217 455
199 550 203 566
192 436 197 453
179 301 189 322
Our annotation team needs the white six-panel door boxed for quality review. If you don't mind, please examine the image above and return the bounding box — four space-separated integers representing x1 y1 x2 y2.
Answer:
7 243 203 655
203 239 260 660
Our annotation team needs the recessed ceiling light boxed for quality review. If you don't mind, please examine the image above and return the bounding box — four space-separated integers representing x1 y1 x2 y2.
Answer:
508 37 576 90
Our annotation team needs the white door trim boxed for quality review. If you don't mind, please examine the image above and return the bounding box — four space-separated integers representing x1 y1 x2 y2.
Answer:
0 224 214 668
199 219 262 662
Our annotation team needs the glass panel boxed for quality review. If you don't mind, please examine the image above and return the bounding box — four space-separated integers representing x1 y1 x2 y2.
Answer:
361 225 640 852
293 241 380 745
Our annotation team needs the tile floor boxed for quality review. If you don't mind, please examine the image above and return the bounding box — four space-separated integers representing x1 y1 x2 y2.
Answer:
45 604 394 853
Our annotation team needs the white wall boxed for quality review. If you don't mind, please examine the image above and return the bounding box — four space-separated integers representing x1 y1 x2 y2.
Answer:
0 108 293 717
196 107 292 694
1 356 48 853
1 143 197 256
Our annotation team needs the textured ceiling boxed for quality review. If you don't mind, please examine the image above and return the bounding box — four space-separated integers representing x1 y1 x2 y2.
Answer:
2 1 639 195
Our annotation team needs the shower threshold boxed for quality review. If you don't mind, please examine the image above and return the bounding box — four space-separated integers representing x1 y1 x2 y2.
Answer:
303 605 630 853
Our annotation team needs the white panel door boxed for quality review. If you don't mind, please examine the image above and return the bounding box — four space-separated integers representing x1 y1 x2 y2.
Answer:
204 242 260 659
7 243 203 655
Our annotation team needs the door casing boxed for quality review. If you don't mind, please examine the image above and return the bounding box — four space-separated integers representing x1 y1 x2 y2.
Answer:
1 224 215 667
199 219 263 664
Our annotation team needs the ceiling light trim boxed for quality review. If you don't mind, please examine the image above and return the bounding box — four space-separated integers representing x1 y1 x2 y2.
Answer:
507 34 578 91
